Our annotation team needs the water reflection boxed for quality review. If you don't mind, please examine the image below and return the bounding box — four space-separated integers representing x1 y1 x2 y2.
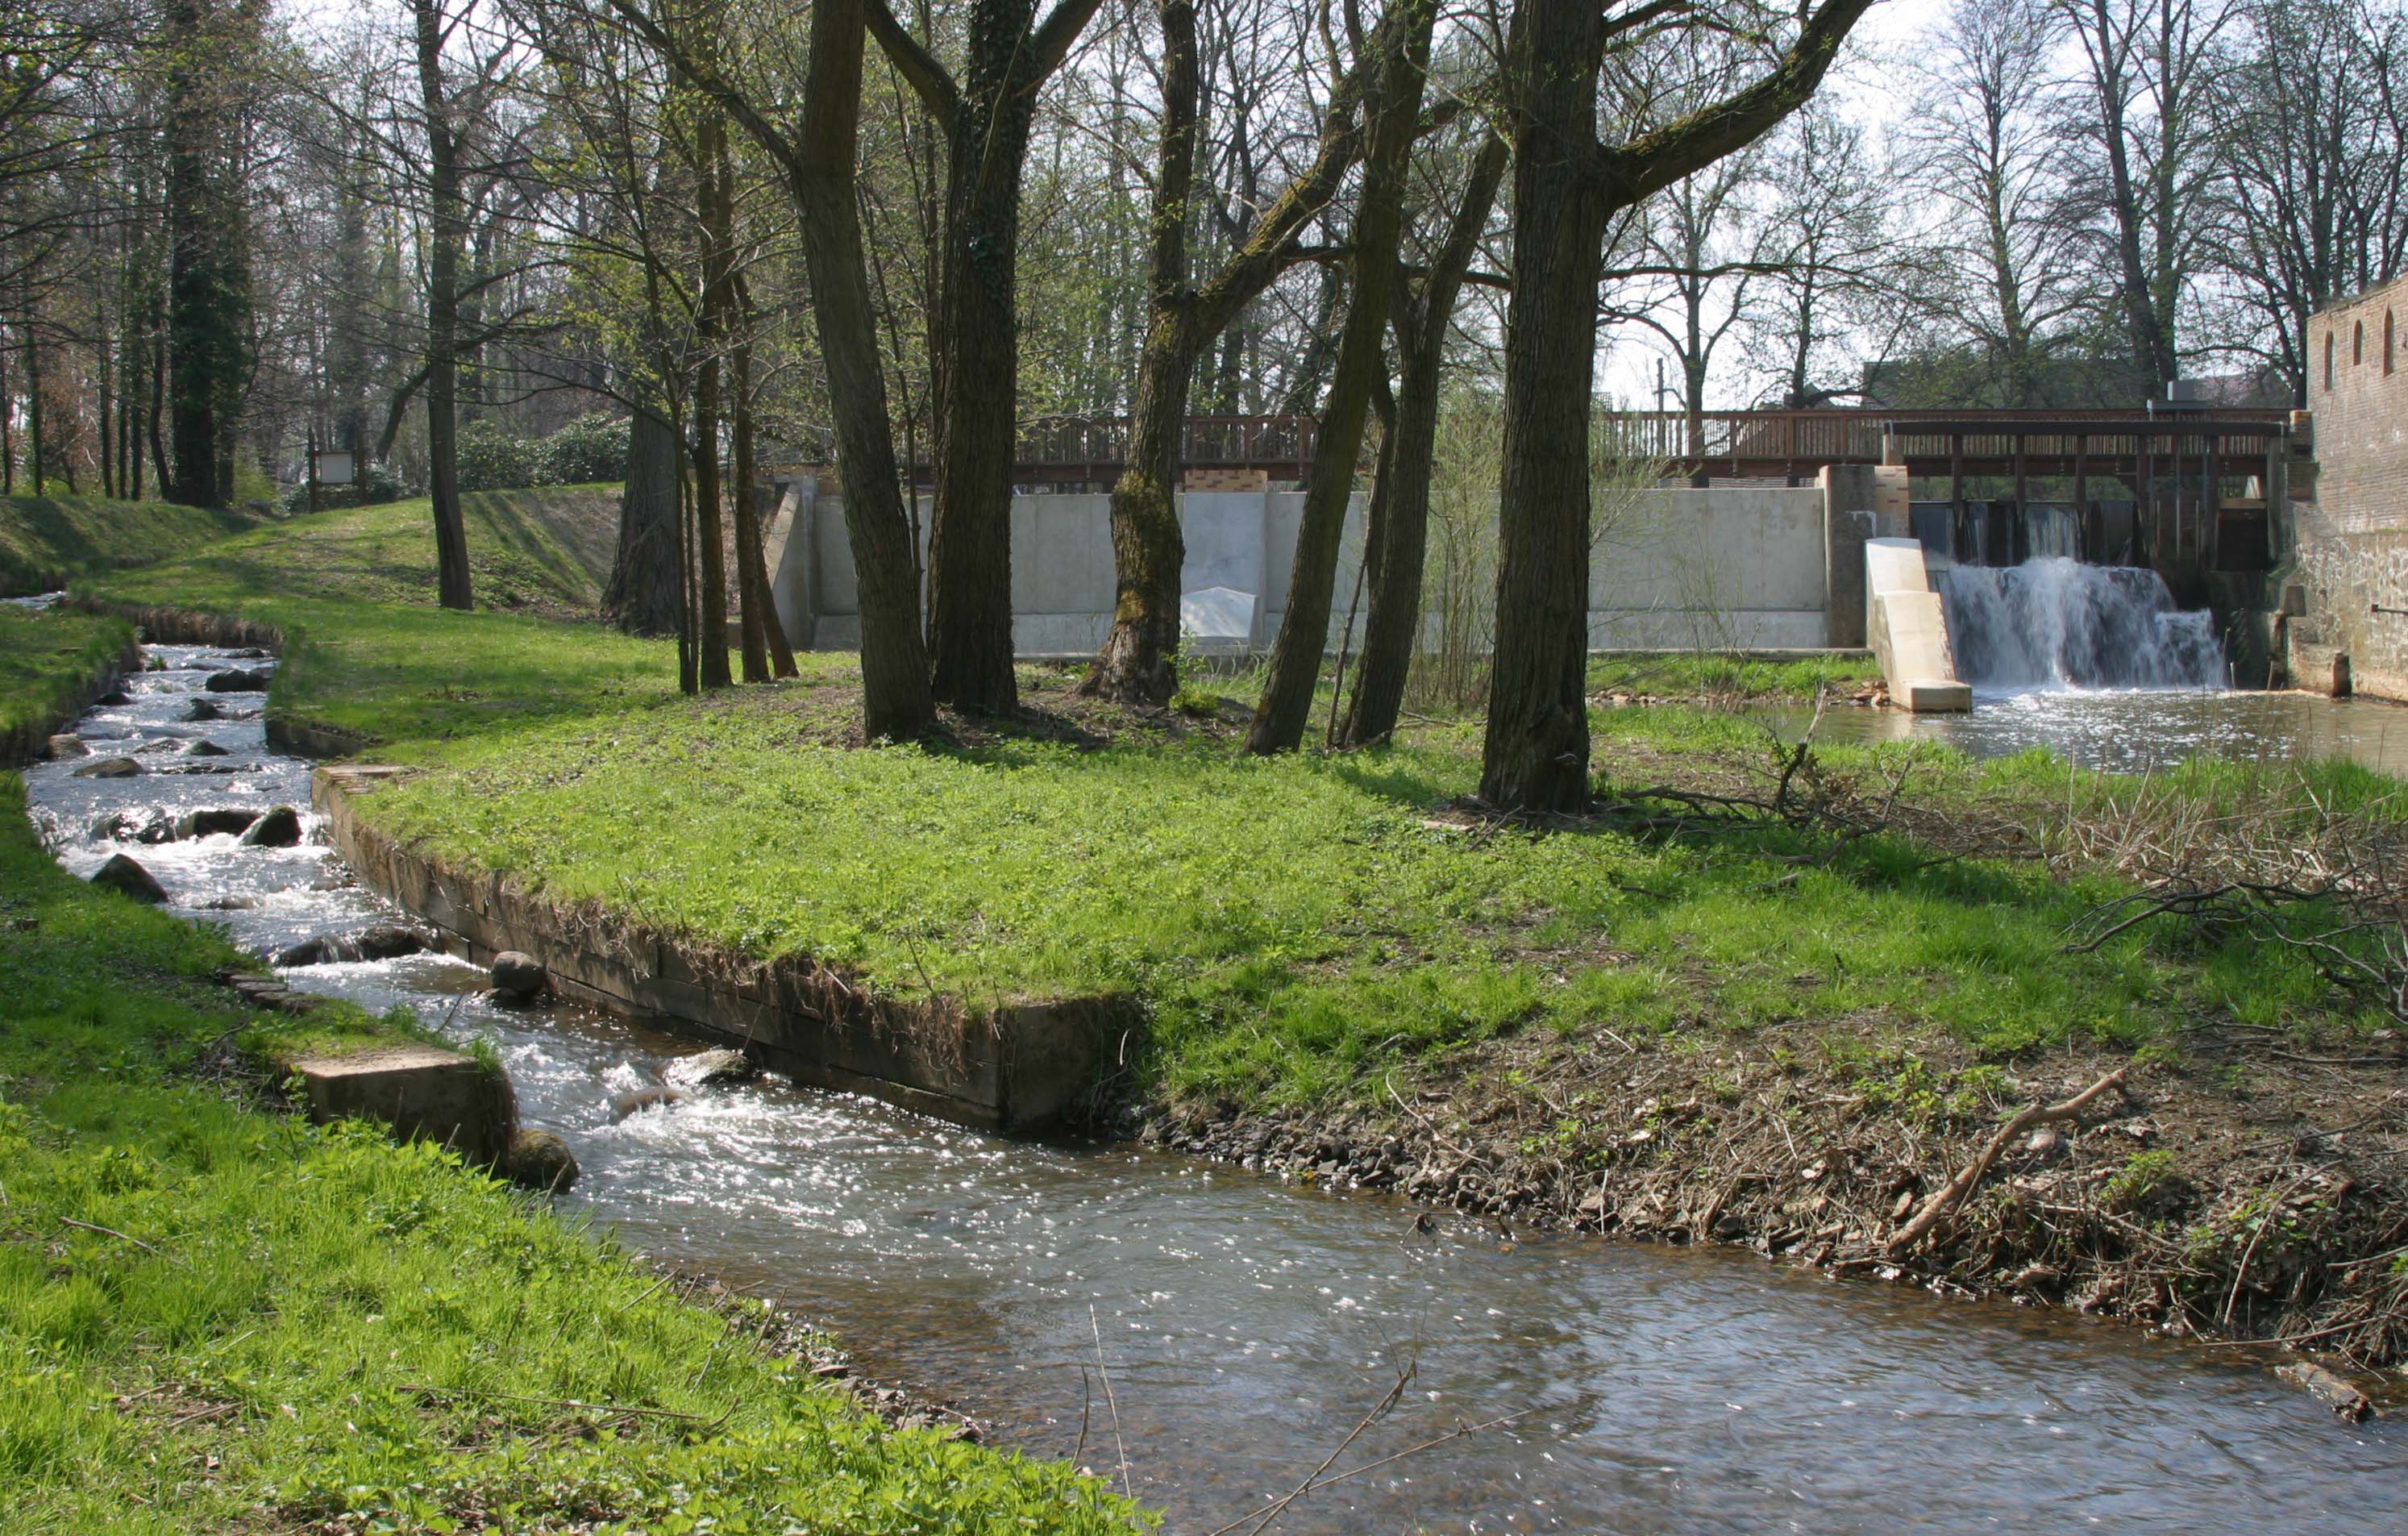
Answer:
1766 687 2408 778
19 637 2408 1533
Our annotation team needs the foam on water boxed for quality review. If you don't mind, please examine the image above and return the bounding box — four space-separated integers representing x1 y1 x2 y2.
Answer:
1937 557 2226 691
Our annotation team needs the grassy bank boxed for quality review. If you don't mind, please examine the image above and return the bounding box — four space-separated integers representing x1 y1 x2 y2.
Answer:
0 778 1140 1532
0 493 264 597
0 605 135 756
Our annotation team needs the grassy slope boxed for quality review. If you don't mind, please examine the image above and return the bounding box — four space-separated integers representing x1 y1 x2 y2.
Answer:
0 494 263 596
0 774 1137 1534
0 606 133 747
83 505 2395 1111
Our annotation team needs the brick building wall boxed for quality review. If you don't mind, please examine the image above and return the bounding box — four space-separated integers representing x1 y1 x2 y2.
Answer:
2293 274 2408 700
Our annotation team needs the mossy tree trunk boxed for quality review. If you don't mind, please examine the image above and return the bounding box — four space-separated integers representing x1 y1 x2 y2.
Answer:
1083 6 1379 706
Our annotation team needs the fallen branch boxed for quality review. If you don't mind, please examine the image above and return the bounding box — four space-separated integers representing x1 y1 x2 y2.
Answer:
60 1215 184 1267
1887 1067 2129 1254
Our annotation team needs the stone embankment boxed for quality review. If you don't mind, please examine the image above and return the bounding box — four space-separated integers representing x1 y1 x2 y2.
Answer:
310 765 1120 1133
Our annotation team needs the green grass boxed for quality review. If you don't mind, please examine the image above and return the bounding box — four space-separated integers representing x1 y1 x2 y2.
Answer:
0 776 1142 1534
1583 650 1879 701
68 498 2394 1111
0 606 131 749
0 493 264 597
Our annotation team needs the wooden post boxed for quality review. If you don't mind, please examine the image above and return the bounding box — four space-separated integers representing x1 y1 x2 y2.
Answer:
1950 432 1966 563
2073 434 2089 562
2011 431 2028 563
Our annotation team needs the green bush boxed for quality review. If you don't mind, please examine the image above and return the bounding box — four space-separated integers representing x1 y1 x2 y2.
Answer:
455 420 543 492
538 411 629 485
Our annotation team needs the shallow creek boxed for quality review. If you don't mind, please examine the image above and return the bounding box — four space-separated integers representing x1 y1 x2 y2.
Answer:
23 635 2408 1534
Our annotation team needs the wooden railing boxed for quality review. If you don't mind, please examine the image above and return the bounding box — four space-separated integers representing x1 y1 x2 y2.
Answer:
1597 408 2292 464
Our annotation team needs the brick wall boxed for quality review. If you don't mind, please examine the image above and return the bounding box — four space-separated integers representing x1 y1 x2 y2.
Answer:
2294 276 2408 700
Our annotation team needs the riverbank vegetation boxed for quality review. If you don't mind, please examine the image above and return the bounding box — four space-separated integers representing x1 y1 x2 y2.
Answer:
66 494 2408 1364
0 495 263 597
0 773 1142 1533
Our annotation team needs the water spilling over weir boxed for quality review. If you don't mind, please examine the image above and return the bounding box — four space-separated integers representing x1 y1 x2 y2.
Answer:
1937 557 2227 692
22 631 2408 1531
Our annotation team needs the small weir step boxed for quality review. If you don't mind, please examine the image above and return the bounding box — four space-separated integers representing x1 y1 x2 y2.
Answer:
287 1044 515 1166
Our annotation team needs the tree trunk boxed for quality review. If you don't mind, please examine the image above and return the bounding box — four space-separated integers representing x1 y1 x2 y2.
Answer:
164 0 244 510
691 104 734 688
1249 0 1433 754
606 406 681 635
1081 0 1202 706
1483 0 1607 814
791 0 934 738
731 273 796 677
414 0 473 610
921 0 1042 714
1344 133 1508 748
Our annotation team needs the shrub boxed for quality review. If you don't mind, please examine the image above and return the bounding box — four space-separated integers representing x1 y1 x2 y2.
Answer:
538 411 629 485
455 419 543 492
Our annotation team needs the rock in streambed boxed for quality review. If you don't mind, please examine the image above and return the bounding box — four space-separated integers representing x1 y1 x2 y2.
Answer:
90 853 168 904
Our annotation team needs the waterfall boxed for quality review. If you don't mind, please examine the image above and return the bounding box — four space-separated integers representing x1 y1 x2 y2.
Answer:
1936 557 2226 690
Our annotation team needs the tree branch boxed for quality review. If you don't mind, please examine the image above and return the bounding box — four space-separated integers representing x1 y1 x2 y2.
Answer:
863 0 960 127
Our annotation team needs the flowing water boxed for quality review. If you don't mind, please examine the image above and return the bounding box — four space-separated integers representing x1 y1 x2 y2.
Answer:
22 631 2408 1533
1935 560 2225 692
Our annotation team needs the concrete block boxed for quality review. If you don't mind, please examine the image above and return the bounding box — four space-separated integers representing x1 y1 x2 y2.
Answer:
1896 679 1973 712
292 1045 515 1165
1180 586 1258 656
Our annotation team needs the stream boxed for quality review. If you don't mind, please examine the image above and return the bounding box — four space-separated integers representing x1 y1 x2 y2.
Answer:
22 628 2408 1534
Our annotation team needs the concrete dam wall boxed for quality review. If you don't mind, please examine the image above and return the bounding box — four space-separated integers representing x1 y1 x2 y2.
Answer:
760 469 1887 658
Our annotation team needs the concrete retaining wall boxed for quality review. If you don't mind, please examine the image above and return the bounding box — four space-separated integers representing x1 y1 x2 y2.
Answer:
771 481 1854 657
312 768 1121 1131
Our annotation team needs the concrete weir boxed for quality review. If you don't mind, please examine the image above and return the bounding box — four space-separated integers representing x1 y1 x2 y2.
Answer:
311 766 1118 1132
1864 538 1973 712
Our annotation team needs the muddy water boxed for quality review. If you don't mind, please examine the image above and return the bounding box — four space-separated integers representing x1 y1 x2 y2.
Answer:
1763 687 2408 778
23 635 2408 1534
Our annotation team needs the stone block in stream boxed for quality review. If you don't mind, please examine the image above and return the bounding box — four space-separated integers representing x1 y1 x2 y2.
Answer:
204 668 273 693
490 951 546 1000
666 1047 759 1087
500 1126 579 1192
288 1046 516 1166
177 807 262 839
70 756 142 778
45 735 86 759
276 925 433 967
187 739 230 757
90 853 168 904
184 698 223 722
239 805 303 847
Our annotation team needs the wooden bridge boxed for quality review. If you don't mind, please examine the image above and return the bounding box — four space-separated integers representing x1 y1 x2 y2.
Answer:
891 407 2296 493
1596 407 2297 485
